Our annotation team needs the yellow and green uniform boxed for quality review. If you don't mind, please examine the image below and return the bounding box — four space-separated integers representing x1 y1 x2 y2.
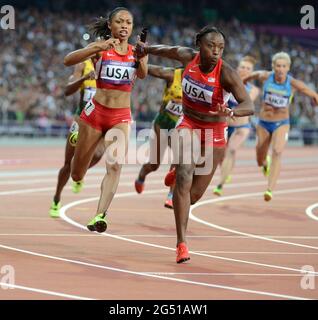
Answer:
154 68 183 130
74 59 96 116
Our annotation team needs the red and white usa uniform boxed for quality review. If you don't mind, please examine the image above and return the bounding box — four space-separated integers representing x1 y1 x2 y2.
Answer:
80 45 137 132
178 54 231 147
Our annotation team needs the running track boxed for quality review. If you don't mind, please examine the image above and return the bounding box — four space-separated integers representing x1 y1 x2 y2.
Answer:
0 141 317 300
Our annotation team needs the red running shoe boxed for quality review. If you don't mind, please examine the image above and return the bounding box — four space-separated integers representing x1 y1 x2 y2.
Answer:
164 167 176 187
176 242 190 264
135 179 145 194
164 198 173 209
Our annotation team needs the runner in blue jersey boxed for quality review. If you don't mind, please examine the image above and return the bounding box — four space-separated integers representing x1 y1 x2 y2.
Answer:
244 52 318 201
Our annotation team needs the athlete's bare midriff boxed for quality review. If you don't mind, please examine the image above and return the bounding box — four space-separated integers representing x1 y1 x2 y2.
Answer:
183 106 226 123
260 103 289 121
94 88 131 109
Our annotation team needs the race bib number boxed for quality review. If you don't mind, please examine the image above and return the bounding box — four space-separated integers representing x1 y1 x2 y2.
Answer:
264 92 289 108
84 100 95 116
165 100 183 116
69 121 79 134
83 88 96 102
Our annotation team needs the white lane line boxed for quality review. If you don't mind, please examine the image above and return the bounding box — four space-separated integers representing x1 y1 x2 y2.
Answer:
0 233 100 237
141 273 314 276
59 191 318 276
0 244 309 300
1 176 318 196
306 203 318 222
0 166 141 178
0 282 94 300
0 233 318 239
1 159 316 178
0 172 153 186
2 169 315 185
0 180 162 196
190 186 318 251
195 251 318 255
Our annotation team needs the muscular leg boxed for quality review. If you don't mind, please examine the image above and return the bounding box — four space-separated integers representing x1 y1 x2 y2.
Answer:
268 125 289 191
53 134 75 204
219 127 250 186
137 123 165 182
71 119 103 182
191 147 226 204
89 138 106 168
96 122 130 215
172 129 195 244
256 125 271 168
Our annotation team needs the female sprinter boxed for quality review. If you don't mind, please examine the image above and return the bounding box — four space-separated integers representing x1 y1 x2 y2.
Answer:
49 61 105 218
134 64 183 209
244 52 318 201
136 26 254 263
64 7 148 232
213 56 260 196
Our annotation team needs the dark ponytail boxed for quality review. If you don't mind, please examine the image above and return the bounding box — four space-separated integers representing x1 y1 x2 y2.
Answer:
88 7 132 40
195 26 226 46
88 16 110 40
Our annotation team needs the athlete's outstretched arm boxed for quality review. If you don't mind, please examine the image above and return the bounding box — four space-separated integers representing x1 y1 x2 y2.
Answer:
138 44 196 66
64 39 120 66
291 78 318 105
243 70 270 83
64 63 93 96
222 63 254 117
147 64 175 84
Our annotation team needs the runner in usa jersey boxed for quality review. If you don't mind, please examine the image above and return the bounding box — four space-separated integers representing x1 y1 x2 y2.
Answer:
136 25 254 263
64 7 148 233
244 51 318 202
94 44 137 92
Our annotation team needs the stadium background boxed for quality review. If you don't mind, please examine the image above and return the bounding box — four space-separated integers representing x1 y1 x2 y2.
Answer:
0 0 317 143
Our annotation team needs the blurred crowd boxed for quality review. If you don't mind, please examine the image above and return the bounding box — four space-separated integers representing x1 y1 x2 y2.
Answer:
0 5 317 132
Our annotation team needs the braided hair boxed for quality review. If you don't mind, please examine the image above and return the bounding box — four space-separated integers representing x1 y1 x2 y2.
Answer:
195 26 226 46
88 7 132 40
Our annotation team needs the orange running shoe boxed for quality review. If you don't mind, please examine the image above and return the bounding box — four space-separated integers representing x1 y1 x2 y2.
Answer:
176 242 190 264
164 167 176 187
135 179 145 194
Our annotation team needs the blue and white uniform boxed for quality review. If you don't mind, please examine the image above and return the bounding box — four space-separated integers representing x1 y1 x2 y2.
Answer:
227 82 252 139
259 72 292 133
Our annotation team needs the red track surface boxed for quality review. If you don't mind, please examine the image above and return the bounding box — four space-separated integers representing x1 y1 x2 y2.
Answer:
0 144 317 300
